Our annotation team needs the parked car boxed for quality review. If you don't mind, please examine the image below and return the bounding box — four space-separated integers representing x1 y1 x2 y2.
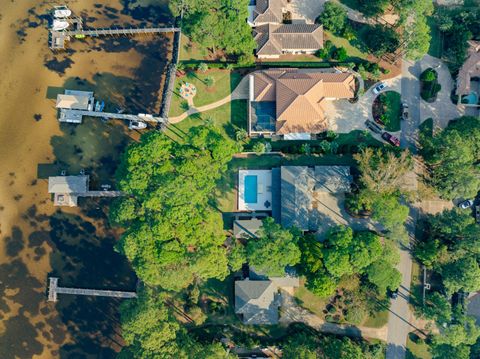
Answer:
129 120 147 130
402 102 409 120
365 120 383 134
373 82 388 94
458 199 474 209
388 288 399 299
382 132 400 146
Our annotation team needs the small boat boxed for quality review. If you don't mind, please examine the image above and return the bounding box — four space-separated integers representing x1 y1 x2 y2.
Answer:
52 19 69 31
129 121 147 130
54 6 72 18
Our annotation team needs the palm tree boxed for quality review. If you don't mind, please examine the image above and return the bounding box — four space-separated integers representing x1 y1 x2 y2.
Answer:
198 62 208 73
204 76 215 87
235 128 248 142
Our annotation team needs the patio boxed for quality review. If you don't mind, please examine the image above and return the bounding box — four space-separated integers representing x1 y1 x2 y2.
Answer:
238 170 273 211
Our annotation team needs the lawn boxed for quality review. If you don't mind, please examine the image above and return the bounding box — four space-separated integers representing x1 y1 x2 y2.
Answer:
406 333 432 359
294 284 329 317
373 91 401 132
169 69 243 117
410 260 423 308
325 30 370 62
179 33 208 61
362 309 389 328
164 100 248 142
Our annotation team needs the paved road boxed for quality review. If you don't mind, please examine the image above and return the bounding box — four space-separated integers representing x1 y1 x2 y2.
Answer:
385 59 422 359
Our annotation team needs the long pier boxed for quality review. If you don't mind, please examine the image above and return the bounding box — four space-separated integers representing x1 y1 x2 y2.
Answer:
59 108 165 124
48 277 137 302
50 21 180 49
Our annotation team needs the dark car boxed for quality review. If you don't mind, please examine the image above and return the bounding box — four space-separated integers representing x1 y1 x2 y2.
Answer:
365 120 383 134
382 132 400 146
402 102 409 120
388 288 399 299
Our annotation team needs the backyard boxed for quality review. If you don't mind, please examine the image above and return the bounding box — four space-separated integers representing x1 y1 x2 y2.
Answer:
169 68 243 117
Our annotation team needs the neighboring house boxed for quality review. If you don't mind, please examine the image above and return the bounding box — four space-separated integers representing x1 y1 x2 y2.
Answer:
456 40 480 107
234 277 299 325
247 0 323 59
248 69 356 139
236 165 352 232
48 175 89 207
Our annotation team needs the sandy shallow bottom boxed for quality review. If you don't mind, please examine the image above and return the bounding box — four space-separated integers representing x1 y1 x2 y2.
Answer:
0 1 172 357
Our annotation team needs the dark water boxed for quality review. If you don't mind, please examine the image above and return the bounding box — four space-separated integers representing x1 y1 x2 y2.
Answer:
0 1 174 357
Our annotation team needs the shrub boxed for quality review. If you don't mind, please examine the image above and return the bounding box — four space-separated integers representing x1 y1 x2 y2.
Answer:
332 47 348 61
252 142 266 154
421 68 437 82
198 62 208 73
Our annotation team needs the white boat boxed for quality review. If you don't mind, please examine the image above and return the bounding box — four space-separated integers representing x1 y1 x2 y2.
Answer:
129 121 147 130
54 6 72 18
52 19 70 31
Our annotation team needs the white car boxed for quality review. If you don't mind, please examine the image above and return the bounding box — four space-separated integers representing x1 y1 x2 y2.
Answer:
373 82 388 94
129 121 147 130
458 199 474 209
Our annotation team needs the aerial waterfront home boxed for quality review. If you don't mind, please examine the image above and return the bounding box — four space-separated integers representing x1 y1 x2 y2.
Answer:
247 0 323 58
237 166 352 232
248 68 356 139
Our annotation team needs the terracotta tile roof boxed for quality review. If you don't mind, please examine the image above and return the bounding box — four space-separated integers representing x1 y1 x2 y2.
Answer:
255 23 323 57
251 69 356 134
457 40 480 96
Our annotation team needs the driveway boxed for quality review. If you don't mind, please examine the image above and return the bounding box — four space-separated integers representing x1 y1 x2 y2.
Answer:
311 192 379 238
326 75 402 135
418 55 463 128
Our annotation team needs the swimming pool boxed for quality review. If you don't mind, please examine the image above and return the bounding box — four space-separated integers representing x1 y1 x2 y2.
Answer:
244 175 258 203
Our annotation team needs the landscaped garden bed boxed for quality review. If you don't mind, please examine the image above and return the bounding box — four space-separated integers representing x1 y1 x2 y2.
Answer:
420 68 441 102
372 90 401 131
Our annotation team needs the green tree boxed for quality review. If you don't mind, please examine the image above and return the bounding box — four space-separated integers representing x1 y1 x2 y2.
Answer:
365 260 402 294
120 288 181 358
318 2 347 34
357 0 390 17
246 218 301 276
198 62 208 73
113 127 237 290
252 141 266 154
332 47 348 61
204 75 214 87
434 316 480 347
431 343 470 359
421 116 480 199
364 25 400 56
307 269 338 297
371 194 409 230
170 0 256 60
419 292 452 324
228 241 246 271
440 257 480 294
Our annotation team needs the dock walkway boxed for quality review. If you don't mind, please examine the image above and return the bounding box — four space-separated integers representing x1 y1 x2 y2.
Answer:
48 277 137 302
59 108 164 124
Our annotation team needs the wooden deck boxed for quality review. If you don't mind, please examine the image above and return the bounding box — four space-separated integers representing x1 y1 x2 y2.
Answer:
48 277 137 302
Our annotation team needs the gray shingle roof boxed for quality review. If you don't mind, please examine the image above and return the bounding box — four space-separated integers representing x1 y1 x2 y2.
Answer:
255 23 323 57
48 176 89 194
233 219 263 239
314 166 352 193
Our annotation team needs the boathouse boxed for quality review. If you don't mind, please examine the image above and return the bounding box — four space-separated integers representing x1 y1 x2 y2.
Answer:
48 175 89 207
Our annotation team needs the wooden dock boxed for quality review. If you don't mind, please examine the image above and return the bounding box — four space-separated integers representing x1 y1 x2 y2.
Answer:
48 277 137 302
50 23 180 49
59 109 165 124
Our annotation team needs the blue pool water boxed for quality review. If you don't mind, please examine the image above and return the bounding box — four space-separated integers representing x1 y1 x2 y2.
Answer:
244 175 258 203
465 91 479 105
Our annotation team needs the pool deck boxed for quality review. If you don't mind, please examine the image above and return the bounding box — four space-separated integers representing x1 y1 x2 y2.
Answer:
238 170 273 211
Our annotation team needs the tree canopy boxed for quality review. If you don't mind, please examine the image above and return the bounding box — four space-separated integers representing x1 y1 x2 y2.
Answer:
299 226 397 297
246 218 301 276
111 127 238 291
318 2 348 34
421 116 480 199
170 0 256 63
